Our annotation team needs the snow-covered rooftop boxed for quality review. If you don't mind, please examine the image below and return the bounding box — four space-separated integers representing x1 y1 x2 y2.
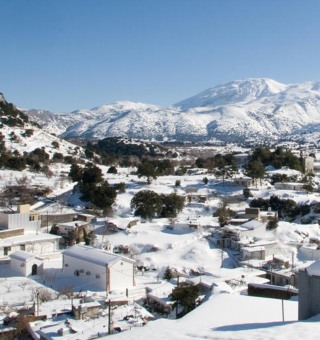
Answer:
63 244 135 267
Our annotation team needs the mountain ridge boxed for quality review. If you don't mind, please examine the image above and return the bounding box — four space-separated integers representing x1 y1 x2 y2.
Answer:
23 78 320 144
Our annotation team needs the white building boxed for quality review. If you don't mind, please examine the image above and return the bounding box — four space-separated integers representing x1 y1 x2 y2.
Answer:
299 260 320 320
62 245 136 292
10 250 44 276
274 182 305 191
0 204 41 233
56 221 88 236
0 232 61 257
233 153 250 169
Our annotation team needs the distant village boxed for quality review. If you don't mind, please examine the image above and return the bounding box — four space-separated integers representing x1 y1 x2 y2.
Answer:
1 141 320 339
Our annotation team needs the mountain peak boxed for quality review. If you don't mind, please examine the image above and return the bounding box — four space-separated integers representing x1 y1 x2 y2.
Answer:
175 78 287 110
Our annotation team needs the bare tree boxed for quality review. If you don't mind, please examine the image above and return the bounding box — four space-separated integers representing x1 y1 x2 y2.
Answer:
30 287 54 303
57 285 74 299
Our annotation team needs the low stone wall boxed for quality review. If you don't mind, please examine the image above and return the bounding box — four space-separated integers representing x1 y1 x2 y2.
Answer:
0 228 24 239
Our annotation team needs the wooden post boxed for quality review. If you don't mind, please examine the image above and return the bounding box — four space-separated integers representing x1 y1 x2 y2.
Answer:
108 299 112 335
36 292 40 317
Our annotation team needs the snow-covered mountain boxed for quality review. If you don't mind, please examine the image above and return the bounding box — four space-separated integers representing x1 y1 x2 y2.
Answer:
24 78 320 144
0 94 83 158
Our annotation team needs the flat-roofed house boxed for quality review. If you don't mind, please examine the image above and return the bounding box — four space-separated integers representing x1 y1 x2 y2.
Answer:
62 244 136 292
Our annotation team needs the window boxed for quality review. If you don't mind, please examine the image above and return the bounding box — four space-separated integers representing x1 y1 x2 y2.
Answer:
86 271 91 275
3 247 11 256
20 244 25 251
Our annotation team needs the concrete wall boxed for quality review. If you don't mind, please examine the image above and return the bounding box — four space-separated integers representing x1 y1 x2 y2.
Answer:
298 269 320 320
241 248 265 260
40 213 76 228
63 255 108 291
0 240 59 258
299 246 320 261
63 255 135 292
0 213 9 229
109 260 135 291
10 257 43 276
7 214 40 232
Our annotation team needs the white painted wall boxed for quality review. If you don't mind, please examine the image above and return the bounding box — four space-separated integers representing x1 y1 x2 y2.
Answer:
109 260 134 291
0 213 41 232
63 255 135 291
0 240 59 258
10 257 43 276
63 254 108 291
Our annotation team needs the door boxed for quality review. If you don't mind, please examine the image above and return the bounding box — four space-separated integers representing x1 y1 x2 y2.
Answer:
31 264 38 275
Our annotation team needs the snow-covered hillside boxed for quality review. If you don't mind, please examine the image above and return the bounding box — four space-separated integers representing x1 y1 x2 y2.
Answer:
24 78 320 144
0 94 83 159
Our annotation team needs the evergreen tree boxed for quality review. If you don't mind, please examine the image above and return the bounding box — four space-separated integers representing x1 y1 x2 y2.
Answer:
163 266 173 281
136 160 157 184
68 164 83 182
131 190 163 220
90 181 117 212
266 218 279 230
171 284 200 316
107 165 118 174
160 193 185 218
245 160 265 185
243 187 253 199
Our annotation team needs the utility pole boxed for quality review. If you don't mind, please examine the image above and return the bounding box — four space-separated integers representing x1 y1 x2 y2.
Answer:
36 292 40 317
221 241 224 268
108 299 112 335
46 210 49 233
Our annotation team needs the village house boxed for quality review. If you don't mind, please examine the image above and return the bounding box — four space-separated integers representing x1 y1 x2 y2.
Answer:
106 217 139 233
145 281 176 315
303 156 315 174
0 232 61 257
62 244 136 292
0 204 41 233
240 240 278 261
299 260 320 320
232 176 253 187
274 182 305 191
299 243 320 261
168 218 200 232
215 220 268 252
233 153 250 169
9 250 44 276
55 220 89 246
185 188 207 204
72 298 101 320
0 204 61 258
234 207 277 223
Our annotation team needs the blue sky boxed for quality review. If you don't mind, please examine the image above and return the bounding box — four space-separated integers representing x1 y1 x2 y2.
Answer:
1 0 320 112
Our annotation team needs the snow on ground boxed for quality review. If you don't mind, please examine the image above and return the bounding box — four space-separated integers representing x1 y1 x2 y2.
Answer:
108 291 311 340
3 164 320 338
